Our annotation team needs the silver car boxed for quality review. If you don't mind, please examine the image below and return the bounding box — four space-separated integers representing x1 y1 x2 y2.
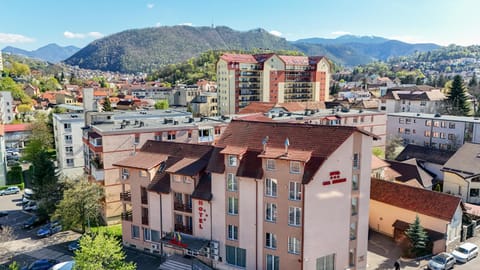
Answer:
428 252 455 270
0 186 20 195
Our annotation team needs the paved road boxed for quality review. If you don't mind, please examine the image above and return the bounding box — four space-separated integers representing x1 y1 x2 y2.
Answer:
368 230 480 270
0 192 162 269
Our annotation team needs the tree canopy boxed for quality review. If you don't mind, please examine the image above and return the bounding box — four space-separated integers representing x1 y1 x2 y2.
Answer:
154 99 169 110
405 215 429 257
446 75 471 116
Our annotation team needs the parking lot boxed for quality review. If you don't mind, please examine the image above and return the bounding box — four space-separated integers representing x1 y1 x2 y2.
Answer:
0 192 162 269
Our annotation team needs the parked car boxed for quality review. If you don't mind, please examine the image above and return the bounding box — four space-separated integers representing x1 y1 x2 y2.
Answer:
36 221 62 237
428 252 455 270
23 201 38 211
451 242 479 263
67 239 80 252
22 188 35 204
49 261 75 270
0 211 8 218
21 259 59 270
23 215 47 229
0 186 20 195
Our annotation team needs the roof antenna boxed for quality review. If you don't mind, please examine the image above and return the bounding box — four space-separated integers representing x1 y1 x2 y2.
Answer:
262 136 269 152
284 138 290 155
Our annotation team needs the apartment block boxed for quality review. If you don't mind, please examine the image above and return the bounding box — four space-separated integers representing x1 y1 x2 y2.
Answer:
83 110 228 224
52 113 85 177
387 112 480 150
379 85 445 113
115 120 375 270
216 53 330 115
0 91 14 124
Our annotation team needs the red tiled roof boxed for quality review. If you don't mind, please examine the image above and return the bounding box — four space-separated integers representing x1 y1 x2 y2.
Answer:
220 53 257 63
370 178 461 221
235 113 274 122
4 124 32 133
113 152 167 170
278 55 309 65
238 102 275 114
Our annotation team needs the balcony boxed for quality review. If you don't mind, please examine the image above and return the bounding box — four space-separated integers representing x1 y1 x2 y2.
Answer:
121 211 132 221
174 224 193 235
174 202 192 213
142 216 149 225
120 191 132 202
91 166 104 181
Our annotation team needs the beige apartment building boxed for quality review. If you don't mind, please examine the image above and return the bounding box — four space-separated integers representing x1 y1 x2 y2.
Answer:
83 110 228 224
216 53 331 115
115 119 375 270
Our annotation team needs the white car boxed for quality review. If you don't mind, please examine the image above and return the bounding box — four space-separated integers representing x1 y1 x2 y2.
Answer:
428 252 455 270
0 186 20 195
451 242 478 263
49 260 75 270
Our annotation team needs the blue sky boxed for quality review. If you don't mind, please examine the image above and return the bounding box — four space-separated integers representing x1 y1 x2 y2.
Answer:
1 0 479 50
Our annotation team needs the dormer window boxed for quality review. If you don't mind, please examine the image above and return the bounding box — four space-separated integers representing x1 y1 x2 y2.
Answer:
290 161 301 174
228 155 237 167
266 159 275 171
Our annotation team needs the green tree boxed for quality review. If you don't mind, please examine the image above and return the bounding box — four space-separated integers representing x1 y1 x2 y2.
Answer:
8 261 20 270
39 77 61 92
469 73 478 89
30 151 61 218
404 215 429 257
154 99 169 109
372 147 385 159
23 113 53 161
102 97 113 112
74 233 136 270
6 165 23 185
54 179 104 233
11 62 31 77
385 136 404 160
446 75 471 116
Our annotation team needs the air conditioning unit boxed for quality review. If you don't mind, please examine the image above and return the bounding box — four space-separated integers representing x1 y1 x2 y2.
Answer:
210 241 219 249
151 244 159 250
212 248 219 255
212 255 220 261
122 174 129 180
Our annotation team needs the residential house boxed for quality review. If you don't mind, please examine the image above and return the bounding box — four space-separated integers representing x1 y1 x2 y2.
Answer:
385 159 435 189
55 91 76 105
52 113 85 177
442 142 480 204
386 112 480 150
379 86 445 113
370 155 400 181
0 91 14 124
370 179 462 254
23 84 39 97
173 84 200 107
115 120 376 270
396 144 455 182
190 92 218 117
217 53 330 114
3 123 32 149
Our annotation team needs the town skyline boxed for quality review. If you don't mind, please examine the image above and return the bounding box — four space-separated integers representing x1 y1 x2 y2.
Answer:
1 0 480 50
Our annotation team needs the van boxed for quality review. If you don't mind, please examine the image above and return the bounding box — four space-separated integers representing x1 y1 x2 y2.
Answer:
22 188 35 203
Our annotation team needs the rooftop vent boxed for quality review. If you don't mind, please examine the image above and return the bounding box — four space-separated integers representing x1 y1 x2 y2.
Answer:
434 113 441 118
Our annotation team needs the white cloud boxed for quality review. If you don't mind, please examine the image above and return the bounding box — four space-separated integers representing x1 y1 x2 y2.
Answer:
331 31 352 37
0 33 35 43
64 31 104 39
147 3 154 9
179 22 193 26
155 22 162 27
269 30 282 37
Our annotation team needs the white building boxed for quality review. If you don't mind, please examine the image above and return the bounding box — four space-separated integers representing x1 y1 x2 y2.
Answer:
52 113 85 177
387 112 480 151
379 86 445 114
0 91 14 124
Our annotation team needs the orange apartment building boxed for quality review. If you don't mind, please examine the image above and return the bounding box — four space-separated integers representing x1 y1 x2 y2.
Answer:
115 119 376 270
216 53 331 115
82 110 228 224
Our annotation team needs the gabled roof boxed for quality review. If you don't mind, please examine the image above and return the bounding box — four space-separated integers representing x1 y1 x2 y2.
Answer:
220 53 258 63
238 102 276 114
208 119 373 184
386 159 434 188
113 152 166 170
443 142 480 178
370 178 461 222
396 144 455 165
278 55 309 65
4 123 32 133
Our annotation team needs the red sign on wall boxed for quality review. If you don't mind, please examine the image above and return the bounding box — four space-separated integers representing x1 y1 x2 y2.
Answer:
323 171 347 186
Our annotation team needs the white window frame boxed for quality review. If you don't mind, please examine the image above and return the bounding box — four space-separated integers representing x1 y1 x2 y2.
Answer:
266 254 280 270
265 203 277 222
265 178 278 197
227 173 237 192
352 174 359 191
288 237 301 254
131 225 140 239
289 181 301 201
143 227 151 242
228 197 238 215
290 161 301 174
351 197 358 216
227 224 238 241
228 155 237 167
288 207 301 226
350 222 357 240
266 159 275 170
353 153 360 169
265 232 277 249
317 253 335 270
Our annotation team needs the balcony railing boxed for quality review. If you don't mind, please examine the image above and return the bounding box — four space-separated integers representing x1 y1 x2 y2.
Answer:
142 216 149 225
120 191 131 202
174 202 192 213
121 211 132 221
174 224 193 235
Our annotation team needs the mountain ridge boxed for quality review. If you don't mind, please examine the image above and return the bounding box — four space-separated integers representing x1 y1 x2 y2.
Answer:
2 43 80 63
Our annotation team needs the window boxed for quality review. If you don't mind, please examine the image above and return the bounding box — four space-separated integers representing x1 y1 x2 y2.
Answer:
64 123 71 129
352 174 359 190
266 159 275 170
424 130 431 137
228 155 237 166
134 135 140 144
151 230 161 242
154 135 162 141
122 168 130 177
420 100 426 106
289 207 301 226
140 170 147 177
265 178 278 197
353 153 360 169
440 132 446 139
187 130 192 139
290 161 301 174
225 245 246 267
143 227 151 241
433 121 440 127
350 222 357 240
405 118 412 124
66 159 74 167
227 173 237 192
288 237 301 254
167 132 176 140
441 121 447 128
65 146 73 155
228 197 238 215
316 253 335 270
351 197 358 215
448 134 455 140
432 132 440 138
425 120 432 127
266 254 279 270
289 182 301 200
215 127 221 135
65 135 72 142
398 128 404 133
265 203 277 222
349 249 356 267
449 122 456 129
470 189 479 197
405 129 411 135
227 225 238 240
265 233 277 249
131 225 140 239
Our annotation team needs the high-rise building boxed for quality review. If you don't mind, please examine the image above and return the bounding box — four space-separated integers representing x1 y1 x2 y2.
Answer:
216 53 330 115
117 120 375 270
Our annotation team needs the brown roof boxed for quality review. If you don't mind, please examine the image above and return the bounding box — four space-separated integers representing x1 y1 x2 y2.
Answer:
208 119 373 184
371 155 390 170
238 102 275 114
370 178 461 221
220 53 258 63
385 159 434 188
191 174 212 201
278 55 309 65
396 144 455 165
443 142 480 178
113 152 166 170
